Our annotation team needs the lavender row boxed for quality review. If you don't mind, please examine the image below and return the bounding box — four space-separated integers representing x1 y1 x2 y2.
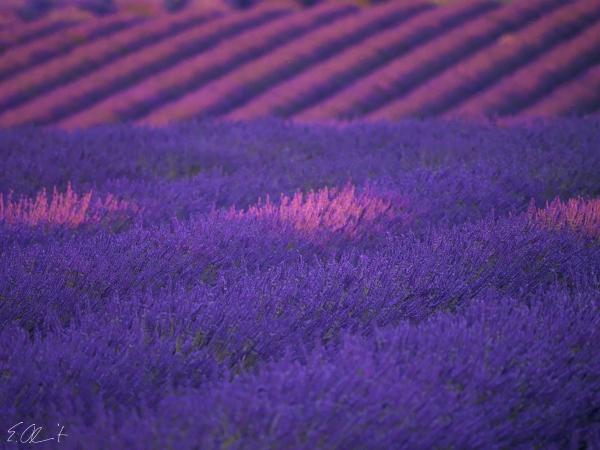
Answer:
295 0 565 121
0 7 83 52
134 0 429 125
447 18 600 118
2 118 599 216
0 8 219 112
46 283 599 449
366 0 600 120
61 1 357 129
1 218 599 447
228 0 487 120
0 7 289 128
1 191 598 351
2 176 599 331
0 12 139 83
516 62 600 118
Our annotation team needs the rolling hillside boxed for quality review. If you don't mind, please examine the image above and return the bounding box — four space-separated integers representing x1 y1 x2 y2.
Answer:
0 0 599 129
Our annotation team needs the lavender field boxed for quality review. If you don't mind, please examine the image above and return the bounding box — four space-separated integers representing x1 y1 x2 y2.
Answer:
1 0 600 129
1 116 600 448
1 0 600 447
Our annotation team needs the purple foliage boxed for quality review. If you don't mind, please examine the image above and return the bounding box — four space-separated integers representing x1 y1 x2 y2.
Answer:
1 117 599 448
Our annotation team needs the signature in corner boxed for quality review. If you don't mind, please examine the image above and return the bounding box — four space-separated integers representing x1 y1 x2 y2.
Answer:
7 422 67 444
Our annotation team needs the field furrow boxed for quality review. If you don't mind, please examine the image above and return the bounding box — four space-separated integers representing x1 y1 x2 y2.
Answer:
0 0 596 126
0 9 219 112
0 12 140 82
0 9 84 53
0 7 290 127
293 0 567 122
446 18 600 117
1 3 600 444
365 0 600 120
133 0 429 125
227 0 489 120
516 63 600 117
58 1 357 128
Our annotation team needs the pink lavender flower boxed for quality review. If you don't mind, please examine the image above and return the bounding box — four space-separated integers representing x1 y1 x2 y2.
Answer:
224 181 412 245
0 181 139 229
525 196 600 241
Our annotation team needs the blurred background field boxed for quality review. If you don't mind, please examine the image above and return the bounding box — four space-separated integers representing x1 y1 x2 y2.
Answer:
0 0 598 128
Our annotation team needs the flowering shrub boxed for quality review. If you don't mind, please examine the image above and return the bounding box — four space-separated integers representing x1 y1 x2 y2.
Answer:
0 182 139 229
526 196 600 241
1 117 599 449
226 181 412 247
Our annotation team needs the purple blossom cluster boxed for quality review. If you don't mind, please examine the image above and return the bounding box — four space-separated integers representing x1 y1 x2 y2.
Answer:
1 117 599 448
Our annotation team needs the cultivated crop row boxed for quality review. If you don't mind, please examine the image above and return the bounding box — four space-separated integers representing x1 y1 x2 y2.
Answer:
135 0 430 125
364 0 600 120
1 118 599 448
58 1 357 128
0 7 85 52
0 8 219 111
0 6 291 127
517 62 600 117
229 0 502 120
0 12 139 82
294 0 567 121
0 0 598 126
447 18 600 118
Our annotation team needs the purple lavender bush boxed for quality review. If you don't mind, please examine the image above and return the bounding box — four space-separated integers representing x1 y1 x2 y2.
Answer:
1 117 599 449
